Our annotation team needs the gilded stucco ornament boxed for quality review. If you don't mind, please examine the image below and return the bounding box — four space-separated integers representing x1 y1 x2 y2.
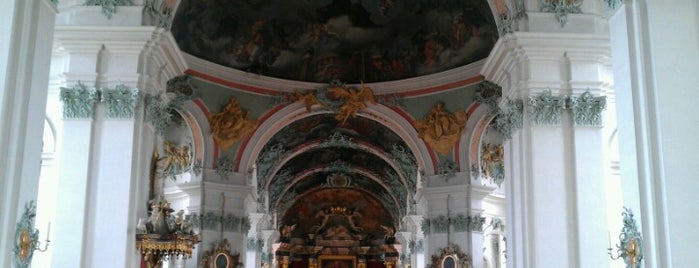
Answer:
414 102 468 155
481 143 505 186
527 90 566 125
158 140 191 179
60 82 99 119
199 239 243 268
426 244 473 268
209 98 258 151
13 201 41 268
608 207 643 267
84 0 135 19
101 84 139 119
568 90 606 126
540 0 583 27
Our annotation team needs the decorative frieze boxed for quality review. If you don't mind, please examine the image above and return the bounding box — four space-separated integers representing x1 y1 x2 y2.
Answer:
451 214 470 232
188 212 247 232
432 215 450 233
84 0 135 19
540 0 583 27
101 84 139 119
422 214 488 234
60 82 99 119
527 90 566 125
568 90 606 126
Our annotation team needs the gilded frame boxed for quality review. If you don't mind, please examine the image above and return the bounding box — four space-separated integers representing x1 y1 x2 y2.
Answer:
319 255 357 268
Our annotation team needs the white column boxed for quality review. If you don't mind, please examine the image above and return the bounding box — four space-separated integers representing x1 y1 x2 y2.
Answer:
51 118 95 267
483 32 611 268
0 0 56 266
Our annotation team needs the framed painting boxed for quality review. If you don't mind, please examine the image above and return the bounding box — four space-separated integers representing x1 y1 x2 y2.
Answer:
319 255 356 268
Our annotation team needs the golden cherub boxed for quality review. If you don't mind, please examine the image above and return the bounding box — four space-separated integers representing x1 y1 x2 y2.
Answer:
328 84 376 124
294 91 322 112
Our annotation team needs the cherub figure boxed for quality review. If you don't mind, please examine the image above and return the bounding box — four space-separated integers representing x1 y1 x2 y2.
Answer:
328 85 377 124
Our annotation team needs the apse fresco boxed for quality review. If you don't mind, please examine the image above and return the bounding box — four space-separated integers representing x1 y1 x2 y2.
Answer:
281 188 394 240
171 0 497 83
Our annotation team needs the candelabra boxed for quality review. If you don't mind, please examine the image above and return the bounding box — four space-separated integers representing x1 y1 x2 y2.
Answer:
13 201 51 268
607 207 643 268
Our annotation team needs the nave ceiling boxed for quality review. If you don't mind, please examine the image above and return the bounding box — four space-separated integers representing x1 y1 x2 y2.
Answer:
161 0 501 248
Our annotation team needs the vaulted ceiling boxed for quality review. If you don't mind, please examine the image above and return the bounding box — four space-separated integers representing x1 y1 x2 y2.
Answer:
170 0 498 242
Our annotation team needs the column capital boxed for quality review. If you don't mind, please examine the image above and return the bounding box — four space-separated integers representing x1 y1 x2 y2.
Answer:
59 82 99 119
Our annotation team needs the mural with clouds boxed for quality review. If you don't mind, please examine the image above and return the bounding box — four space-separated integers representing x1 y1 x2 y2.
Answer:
172 0 497 83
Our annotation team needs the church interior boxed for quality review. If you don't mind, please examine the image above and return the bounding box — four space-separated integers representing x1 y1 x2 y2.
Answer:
1 0 697 268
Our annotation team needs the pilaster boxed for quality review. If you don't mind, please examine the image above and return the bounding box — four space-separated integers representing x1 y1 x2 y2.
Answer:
483 31 611 268
0 0 56 266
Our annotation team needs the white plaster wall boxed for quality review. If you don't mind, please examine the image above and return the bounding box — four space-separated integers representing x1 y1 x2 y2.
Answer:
645 1 699 267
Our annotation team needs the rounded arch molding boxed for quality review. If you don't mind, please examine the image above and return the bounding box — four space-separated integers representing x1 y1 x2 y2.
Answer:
238 103 437 176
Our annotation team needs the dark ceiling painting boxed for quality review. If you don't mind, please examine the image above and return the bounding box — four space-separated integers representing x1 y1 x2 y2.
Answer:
172 0 497 83
281 188 395 242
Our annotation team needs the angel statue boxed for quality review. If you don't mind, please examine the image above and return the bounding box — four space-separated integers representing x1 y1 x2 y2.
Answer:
159 140 190 177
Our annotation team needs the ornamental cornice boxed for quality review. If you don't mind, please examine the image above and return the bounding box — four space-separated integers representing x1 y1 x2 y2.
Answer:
482 32 611 85
54 26 157 46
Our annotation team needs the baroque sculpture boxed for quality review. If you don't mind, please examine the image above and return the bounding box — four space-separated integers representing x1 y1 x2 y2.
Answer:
481 143 505 186
158 140 191 178
209 97 259 151
327 84 377 124
414 102 468 155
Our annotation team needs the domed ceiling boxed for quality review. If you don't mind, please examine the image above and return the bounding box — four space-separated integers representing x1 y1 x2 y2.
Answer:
172 0 498 83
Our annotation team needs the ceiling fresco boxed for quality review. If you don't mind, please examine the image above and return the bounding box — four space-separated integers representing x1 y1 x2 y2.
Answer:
171 0 497 83
281 188 395 241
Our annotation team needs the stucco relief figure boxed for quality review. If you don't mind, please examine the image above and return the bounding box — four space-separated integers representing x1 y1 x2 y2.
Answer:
209 98 259 151
327 85 376 124
280 224 296 239
294 91 322 112
414 102 468 154
159 140 190 176
481 143 504 180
